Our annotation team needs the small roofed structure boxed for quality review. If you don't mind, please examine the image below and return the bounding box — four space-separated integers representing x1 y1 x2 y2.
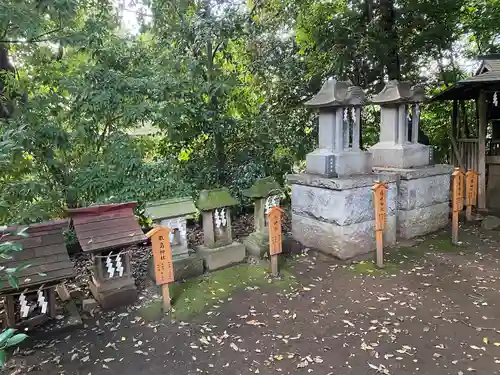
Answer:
0 220 74 328
304 78 370 177
145 197 203 281
243 177 283 258
431 54 500 212
369 80 429 168
67 202 146 309
304 78 365 107
195 188 245 271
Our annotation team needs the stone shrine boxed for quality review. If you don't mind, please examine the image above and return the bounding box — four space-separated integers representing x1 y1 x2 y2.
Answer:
242 177 282 258
370 80 452 239
288 78 397 259
145 197 203 280
195 188 246 270
370 80 429 168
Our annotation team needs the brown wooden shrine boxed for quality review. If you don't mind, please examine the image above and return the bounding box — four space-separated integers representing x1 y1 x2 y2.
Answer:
0 220 74 328
67 202 146 309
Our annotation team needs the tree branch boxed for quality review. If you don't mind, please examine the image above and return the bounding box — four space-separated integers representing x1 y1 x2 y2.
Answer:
95 115 123 153
0 28 64 44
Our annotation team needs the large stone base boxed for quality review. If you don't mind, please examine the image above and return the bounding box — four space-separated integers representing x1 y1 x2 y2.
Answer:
89 278 137 310
374 164 453 239
243 231 268 258
370 142 430 168
306 149 372 177
148 253 204 281
287 173 398 259
195 241 246 271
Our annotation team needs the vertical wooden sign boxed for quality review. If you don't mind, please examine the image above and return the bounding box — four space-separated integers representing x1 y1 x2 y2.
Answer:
451 168 465 245
146 226 174 312
465 169 479 221
372 181 388 268
267 206 283 277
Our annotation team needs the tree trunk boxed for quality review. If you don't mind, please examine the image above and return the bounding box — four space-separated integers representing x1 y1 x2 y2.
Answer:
379 0 400 80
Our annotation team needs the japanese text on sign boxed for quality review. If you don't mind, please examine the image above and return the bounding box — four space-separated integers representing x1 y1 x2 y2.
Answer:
373 182 388 231
466 169 479 207
452 168 465 212
268 206 282 256
147 227 174 285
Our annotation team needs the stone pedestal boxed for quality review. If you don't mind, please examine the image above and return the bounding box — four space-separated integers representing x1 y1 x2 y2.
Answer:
370 142 430 169
287 173 398 259
306 149 373 177
89 276 137 310
148 251 204 281
195 242 246 271
373 165 453 239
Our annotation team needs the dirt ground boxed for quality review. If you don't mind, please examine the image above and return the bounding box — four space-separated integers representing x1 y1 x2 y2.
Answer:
7 223 500 375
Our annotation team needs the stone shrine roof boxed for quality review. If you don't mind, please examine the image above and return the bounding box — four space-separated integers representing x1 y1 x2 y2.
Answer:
371 80 424 104
242 177 282 198
304 78 365 108
196 188 238 211
145 197 197 220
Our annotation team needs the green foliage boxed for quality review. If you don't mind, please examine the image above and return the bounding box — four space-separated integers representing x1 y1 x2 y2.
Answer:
0 328 28 369
1 0 500 226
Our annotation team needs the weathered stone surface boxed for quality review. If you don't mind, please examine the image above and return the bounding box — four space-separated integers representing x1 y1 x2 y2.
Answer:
145 197 197 220
373 164 453 181
370 142 430 168
243 231 268 258
291 181 397 226
371 80 424 104
287 172 397 191
89 279 137 310
398 174 451 210
305 78 365 107
305 149 373 177
82 298 98 312
196 241 246 271
197 188 237 211
398 202 449 239
291 213 397 259
481 215 500 230
243 177 282 198
148 253 204 281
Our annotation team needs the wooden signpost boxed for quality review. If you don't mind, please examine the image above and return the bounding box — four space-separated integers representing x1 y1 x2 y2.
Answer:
465 169 479 221
452 168 465 245
267 206 283 277
146 226 174 312
372 181 388 268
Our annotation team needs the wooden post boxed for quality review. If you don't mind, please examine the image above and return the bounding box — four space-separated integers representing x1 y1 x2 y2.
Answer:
465 169 480 221
478 90 487 210
267 206 283 277
146 226 174 313
372 181 388 268
452 168 465 244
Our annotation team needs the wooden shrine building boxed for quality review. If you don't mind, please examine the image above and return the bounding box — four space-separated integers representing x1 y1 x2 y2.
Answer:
0 220 74 328
431 54 500 212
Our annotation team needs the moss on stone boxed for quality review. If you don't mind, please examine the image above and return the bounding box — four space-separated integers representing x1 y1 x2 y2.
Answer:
196 188 238 211
242 177 282 198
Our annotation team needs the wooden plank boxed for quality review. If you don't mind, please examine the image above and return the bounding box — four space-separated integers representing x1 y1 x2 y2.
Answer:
0 273 72 294
78 228 144 245
47 287 56 319
76 217 139 238
0 243 69 265
4 295 16 328
82 234 146 253
72 208 134 225
478 90 487 210
15 232 65 250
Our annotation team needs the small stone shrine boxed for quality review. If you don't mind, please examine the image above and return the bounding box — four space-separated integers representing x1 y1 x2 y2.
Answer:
0 220 74 328
144 197 203 280
370 80 453 239
242 177 282 258
67 202 146 309
288 78 397 259
195 188 246 270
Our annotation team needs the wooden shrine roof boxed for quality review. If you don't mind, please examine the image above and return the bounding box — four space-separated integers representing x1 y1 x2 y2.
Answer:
67 202 147 253
0 219 74 293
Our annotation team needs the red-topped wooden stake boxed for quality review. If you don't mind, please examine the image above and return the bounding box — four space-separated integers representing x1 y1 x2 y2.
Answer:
372 181 388 268
267 206 283 277
146 226 174 312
